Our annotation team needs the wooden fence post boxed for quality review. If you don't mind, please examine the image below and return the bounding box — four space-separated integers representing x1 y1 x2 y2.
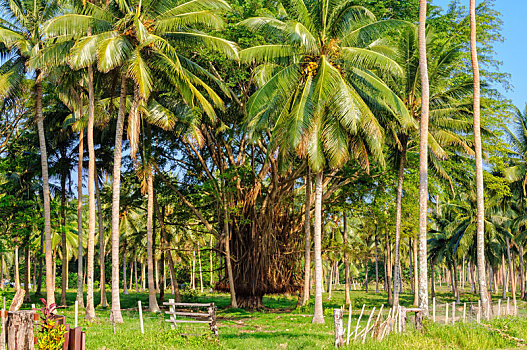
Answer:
463 303 466 323
445 303 448 325
362 307 376 344
477 300 481 323
74 301 78 329
498 299 501 318
507 297 510 316
138 301 144 334
334 309 344 347
452 302 455 325
433 297 436 322
354 305 365 340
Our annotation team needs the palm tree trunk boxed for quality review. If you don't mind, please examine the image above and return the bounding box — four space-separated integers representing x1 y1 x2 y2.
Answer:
153 197 181 301
24 245 30 302
60 174 68 306
506 237 516 305
430 262 435 299
14 246 19 290
85 64 97 321
327 260 334 300
95 169 108 308
110 75 127 324
134 259 139 293
375 232 379 293
35 70 54 305
76 129 85 308
393 139 407 306
0 252 3 290
147 169 160 312
344 213 350 304
159 255 165 303
209 234 213 288
385 220 392 305
364 262 369 293
417 0 430 317
123 247 128 296
198 247 203 293
520 246 525 299
312 171 324 324
37 230 43 295
302 170 312 306
470 0 489 316
453 261 460 303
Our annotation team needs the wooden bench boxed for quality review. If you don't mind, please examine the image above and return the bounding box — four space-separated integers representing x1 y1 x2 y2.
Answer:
163 299 218 337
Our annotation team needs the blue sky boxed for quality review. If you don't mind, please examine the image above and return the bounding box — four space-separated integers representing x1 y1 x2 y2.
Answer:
433 0 526 109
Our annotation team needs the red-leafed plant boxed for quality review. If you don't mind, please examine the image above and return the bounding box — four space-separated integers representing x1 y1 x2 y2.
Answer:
36 299 66 350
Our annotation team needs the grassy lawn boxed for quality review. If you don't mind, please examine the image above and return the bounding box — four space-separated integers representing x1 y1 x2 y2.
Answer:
3 285 527 349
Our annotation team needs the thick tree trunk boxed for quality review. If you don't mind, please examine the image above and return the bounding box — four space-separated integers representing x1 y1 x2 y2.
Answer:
76 129 85 308
223 183 237 308
147 170 160 312
6 311 35 350
60 175 67 306
417 0 430 316
35 71 54 305
85 64 96 321
312 171 324 324
110 75 127 324
393 139 407 306
470 0 489 316
302 171 312 306
95 171 108 308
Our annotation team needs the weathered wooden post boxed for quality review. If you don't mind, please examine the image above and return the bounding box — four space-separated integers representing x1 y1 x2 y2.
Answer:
353 304 365 340
138 301 144 334
74 301 78 328
477 300 481 323
432 297 436 322
362 307 375 344
514 299 518 316
6 310 35 350
445 303 448 325
498 299 501 318
346 304 352 345
208 303 218 337
507 297 510 316
399 307 407 333
452 302 455 325
463 303 466 323
333 308 344 347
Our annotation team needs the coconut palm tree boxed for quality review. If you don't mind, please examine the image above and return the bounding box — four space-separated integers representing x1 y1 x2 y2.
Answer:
389 26 475 306
470 0 489 316
417 0 430 317
240 1 412 323
45 0 237 321
0 0 61 305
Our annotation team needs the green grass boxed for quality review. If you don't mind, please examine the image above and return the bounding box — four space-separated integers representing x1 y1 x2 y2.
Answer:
3 285 527 349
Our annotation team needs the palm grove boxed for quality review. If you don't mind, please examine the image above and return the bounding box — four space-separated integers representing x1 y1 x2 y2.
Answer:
0 0 520 325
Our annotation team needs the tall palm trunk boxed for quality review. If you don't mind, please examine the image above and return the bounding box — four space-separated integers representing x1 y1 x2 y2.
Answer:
37 230 43 295
374 232 379 293
470 0 489 316
393 139 407 306
24 246 30 302
506 237 516 305
76 129 85 308
147 169 160 312
417 0 430 316
385 219 392 305
0 252 3 290
312 171 324 324
14 246 19 290
85 64 96 321
60 174 68 306
110 75 127 324
95 168 108 308
302 170 312 306
344 214 350 305
519 245 525 299
35 70 54 305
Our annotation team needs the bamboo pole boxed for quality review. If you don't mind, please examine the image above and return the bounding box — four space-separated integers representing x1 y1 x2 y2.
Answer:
354 305 365 340
362 307 376 344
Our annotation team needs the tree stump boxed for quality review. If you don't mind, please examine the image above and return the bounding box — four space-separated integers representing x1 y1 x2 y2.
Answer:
333 308 344 347
6 311 35 350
